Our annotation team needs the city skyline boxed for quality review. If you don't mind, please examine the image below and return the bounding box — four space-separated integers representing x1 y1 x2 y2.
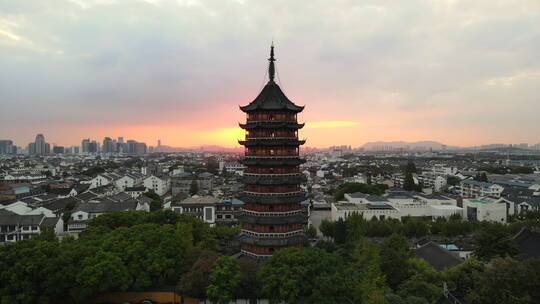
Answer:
1 1 540 148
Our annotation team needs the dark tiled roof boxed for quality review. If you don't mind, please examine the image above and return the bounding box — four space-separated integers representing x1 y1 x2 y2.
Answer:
0 213 45 226
42 198 76 212
73 201 138 214
415 242 463 270
240 81 304 113
40 217 61 227
513 228 540 260
125 186 146 191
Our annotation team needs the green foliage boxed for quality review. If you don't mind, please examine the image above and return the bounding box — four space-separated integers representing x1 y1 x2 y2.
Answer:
333 182 388 200
474 222 518 261
466 257 540 304
333 217 347 244
380 234 413 289
177 249 219 299
257 247 343 303
236 258 259 300
352 239 392 304
403 161 421 191
207 256 241 304
474 172 489 182
0 210 222 304
190 180 199 196
205 157 219 175
443 258 485 299
402 218 429 238
305 225 317 239
319 219 335 239
446 176 460 186
143 190 161 201
398 258 442 302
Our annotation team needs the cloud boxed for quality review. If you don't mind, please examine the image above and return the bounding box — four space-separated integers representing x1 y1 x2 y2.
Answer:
305 121 361 129
0 0 539 147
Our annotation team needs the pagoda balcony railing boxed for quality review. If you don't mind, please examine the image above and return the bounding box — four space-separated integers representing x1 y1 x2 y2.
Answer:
242 209 303 217
246 118 297 123
243 190 303 196
240 249 272 259
244 154 299 158
245 136 298 140
241 229 304 238
243 172 303 177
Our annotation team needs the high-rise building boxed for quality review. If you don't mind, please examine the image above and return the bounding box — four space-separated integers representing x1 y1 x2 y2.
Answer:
28 134 50 156
0 140 13 154
53 146 65 154
81 139 90 153
102 137 114 153
238 45 307 258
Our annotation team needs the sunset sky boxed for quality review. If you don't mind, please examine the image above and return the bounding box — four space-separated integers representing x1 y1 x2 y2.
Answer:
1 0 539 148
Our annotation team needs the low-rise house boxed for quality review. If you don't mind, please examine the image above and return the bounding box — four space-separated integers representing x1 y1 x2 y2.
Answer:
143 175 171 196
0 210 63 243
89 173 120 189
171 196 220 226
125 186 147 198
67 200 147 236
415 241 463 271
459 180 504 198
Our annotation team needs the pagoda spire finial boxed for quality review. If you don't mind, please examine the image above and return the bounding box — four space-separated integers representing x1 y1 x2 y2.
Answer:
268 43 276 82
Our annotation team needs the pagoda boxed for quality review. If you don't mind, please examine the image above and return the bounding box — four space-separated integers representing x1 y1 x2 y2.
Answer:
238 45 307 258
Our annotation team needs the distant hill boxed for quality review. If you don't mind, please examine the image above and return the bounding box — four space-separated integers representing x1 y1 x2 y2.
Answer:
361 141 451 151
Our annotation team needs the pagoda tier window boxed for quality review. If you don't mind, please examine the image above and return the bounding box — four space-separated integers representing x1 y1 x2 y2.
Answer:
247 130 297 138
242 223 302 233
245 167 299 174
244 185 300 193
247 111 296 122
245 147 298 156
243 203 301 212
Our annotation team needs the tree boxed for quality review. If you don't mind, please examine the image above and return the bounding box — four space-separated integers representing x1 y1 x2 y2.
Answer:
236 258 259 300
333 182 388 200
466 257 536 304
177 249 219 299
74 251 130 300
405 161 418 174
474 223 518 261
446 176 460 186
379 234 413 289
150 199 163 212
352 239 391 304
474 172 489 182
403 161 421 191
403 218 429 238
333 218 347 244
205 157 219 175
257 248 343 303
398 258 443 302
319 219 335 239
305 225 317 239
207 257 241 304
190 180 199 196
443 258 485 300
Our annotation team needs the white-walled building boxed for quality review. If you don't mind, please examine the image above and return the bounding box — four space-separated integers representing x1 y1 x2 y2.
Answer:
459 180 504 198
143 175 171 196
463 198 507 223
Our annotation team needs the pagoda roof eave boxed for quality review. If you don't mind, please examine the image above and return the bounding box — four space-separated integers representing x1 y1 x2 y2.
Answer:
240 81 304 113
